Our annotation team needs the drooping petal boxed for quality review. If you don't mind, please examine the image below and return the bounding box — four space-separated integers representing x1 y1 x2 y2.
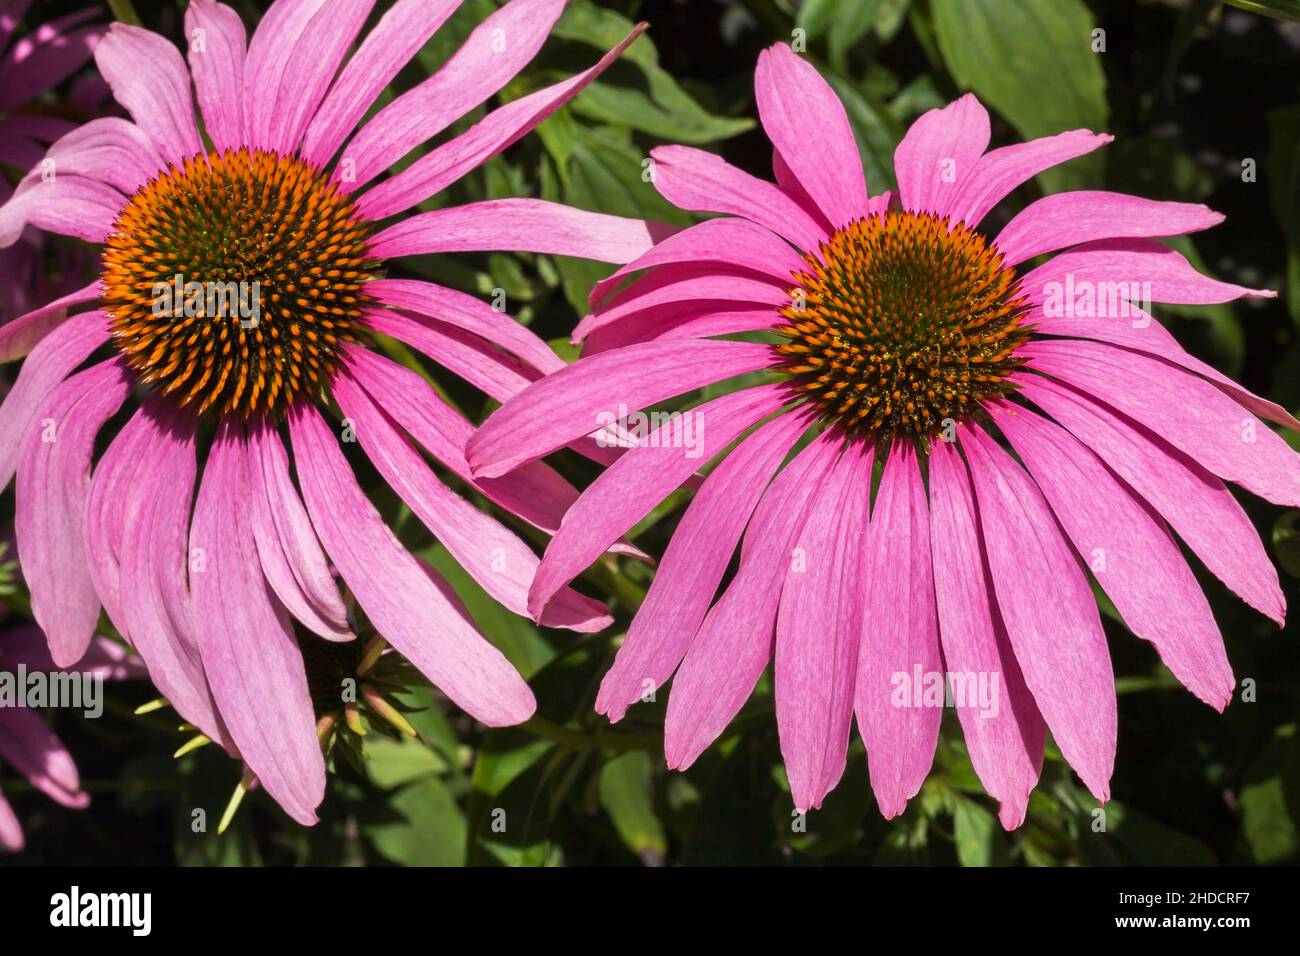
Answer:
190 422 325 826
664 430 842 771
856 443 942 819
368 198 667 265
583 303 778 355
93 23 203 167
1022 340 1300 506
0 789 22 851
289 404 536 726
1016 373 1285 625
649 145 829 252
994 192 1223 266
753 42 868 229
299 0 461 166
368 278 564 375
84 405 228 746
343 345 604 545
469 339 780 478
332 368 610 632
893 93 990 218
961 425 1115 802
946 129 1112 228
778 441 872 812
596 407 810 722
0 707 87 808
0 279 99 362
0 311 109 491
0 22 102 114
575 263 788 344
185 0 247 153
356 22 646 218
247 420 350 641
928 440 1045 830
0 174 122 246
528 383 789 620
16 359 130 666
29 117 163 196
992 401 1234 709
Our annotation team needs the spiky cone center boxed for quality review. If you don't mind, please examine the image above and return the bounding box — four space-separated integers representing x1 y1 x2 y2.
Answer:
101 148 377 419
775 210 1030 445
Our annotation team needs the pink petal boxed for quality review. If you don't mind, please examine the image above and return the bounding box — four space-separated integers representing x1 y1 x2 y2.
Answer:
583 304 778 355
773 146 836 235
332 366 610 633
343 345 593 543
367 308 539 404
0 310 109 490
0 707 86 808
0 279 100 363
893 93 990 219
990 401 1234 710
947 129 1112 228
994 191 1224 266
0 789 22 851
85 405 229 746
368 198 668 265
576 262 787 344
469 339 779 479
928 440 1045 830
1023 238 1276 307
856 443 942 818
299 0 460 167
527 382 790 620
961 425 1115 802
15 359 129 666
1022 340 1300 506
247 421 350 642
190 422 325 825
184 0 247 153
369 278 564 375
255 0 375 156
778 441 873 812
340 0 564 192
753 42 868 229
1032 307 1298 431
1016 373 1285 625
94 23 203 167
289 404 536 726
0 174 122 246
595 407 810 723
27 117 162 196
588 217 806 307
664 430 842 770
356 19 646 218
650 144 829 251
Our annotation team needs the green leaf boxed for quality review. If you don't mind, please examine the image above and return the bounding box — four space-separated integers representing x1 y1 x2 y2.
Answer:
365 777 467 866
599 751 668 864
952 797 1006 866
553 0 753 144
1274 510 1300 577
931 0 1108 192
364 736 446 790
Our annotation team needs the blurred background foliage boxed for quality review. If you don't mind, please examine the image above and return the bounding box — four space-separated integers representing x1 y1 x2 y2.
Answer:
3 0 1300 867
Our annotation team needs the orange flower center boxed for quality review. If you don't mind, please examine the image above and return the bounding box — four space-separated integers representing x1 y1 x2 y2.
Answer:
776 210 1030 444
101 148 377 419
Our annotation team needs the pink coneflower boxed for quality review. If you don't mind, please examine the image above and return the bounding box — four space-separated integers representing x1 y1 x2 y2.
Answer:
468 42 1300 828
0 4 108 323
0 0 662 825
0 618 143 852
